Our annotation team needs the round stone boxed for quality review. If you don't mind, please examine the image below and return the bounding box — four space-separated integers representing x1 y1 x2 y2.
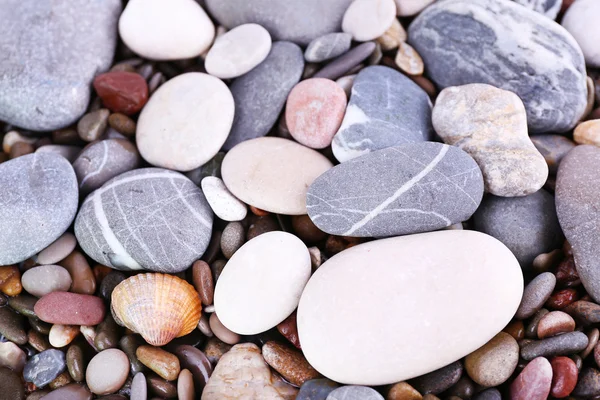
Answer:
464 332 519 387
35 145 82 163
515 272 556 319
86 349 129 395
342 0 396 42
537 311 576 339
21 265 72 298
137 73 234 172
201 177 247 222
209 313 241 345
304 33 352 63
562 0 600 67
326 386 384 400
37 233 77 265
220 222 245 259
550 356 578 398
49 324 79 348
574 119 600 146
0 341 26 372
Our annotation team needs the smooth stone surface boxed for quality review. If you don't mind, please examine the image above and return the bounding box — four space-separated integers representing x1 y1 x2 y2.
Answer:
0 341 26 372
562 0 600 67
173 345 212 393
297 379 340 400
411 361 463 395
313 42 376 81
222 42 304 150
332 66 432 162
86 349 130 395
59 250 96 295
67 344 85 382
514 0 562 18
409 0 588 133
564 301 600 325
298 230 523 385
531 134 576 174
537 311 576 338
215 232 311 334
49 324 79 348
177 369 195 400
520 331 588 360
75 168 213 272
36 145 82 163
550 356 578 398
220 222 245 259
119 0 214 60
395 0 436 16
510 357 552 400
34 292 106 325
130 373 147 400
574 120 600 147
573 367 600 397
0 367 25 400
432 84 548 196
37 233 77 265
93 72 148 115
222 137 333 215
137 73 234 172
342 0 396 41
262 341 320 387
192 260 214 306
77 109 109 142
305 33 352 63
201 177 247 222
474 388 501 400
307 142 483 237
40 383 92 400
515 272 556 319
21 265 72 298
0 153 78 265
464 332 519 387
0 0 121 131
24 349 66 388
209 313 241 345
136 346 180 381
326 386 384 400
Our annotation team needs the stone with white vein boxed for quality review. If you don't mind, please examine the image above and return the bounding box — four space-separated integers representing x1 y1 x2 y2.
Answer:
514 0 562 19
307 142 484 238
201 177 247 222
342 0 397 42
304 33 352 63
74 168 213 273
562 0 600 67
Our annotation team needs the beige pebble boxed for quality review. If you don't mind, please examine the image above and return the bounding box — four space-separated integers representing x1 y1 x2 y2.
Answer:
377 19 407 51
574 119 600 146
395 41 424 76
37 233 77 265
177 369 195 400
136 345 180 381
209 313 240 345
77 109 109 142
49 324 80 348
2 131 36 154
342 0 397 42
86 349 129 395
464 332 520 387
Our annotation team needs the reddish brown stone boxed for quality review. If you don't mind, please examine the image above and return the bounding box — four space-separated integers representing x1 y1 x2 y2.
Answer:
564 301 600 325
0 265 22 296
277 311 301 349
192 260 213 306
555 256 581 287
537 311 576 339
551 356 578 398
249 205 270 216
60 250 96 295
325 235 364 256
92 264 112 284
9 141 35 159
34 292 105 325
503 320 525 341
262 341 320 386
93 71 148 115
545 288 579 310
291 215 327 244
510 357 552 400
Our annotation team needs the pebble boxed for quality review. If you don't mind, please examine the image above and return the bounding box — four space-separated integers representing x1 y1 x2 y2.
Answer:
34 292 106 325
409 0 587 133
377 19 407 51
510 357 552 400
35 144 81 163
537 311 576 339
262 341 320 387
24 349 66 388
464 332 519 387
209 313 240 345
286 78 347 149
119 335 145 376
40 383 92 400
137 73 234 171
222 42 304 150
136 346 180 381
550 356 578 398
387 382 421 400
394 42 424 76
28 329 51 352
0 153 78 265
8 294 38 320
192 261 214 306
582 328 600 359
326 386 384 400
130 373 146 400
108 113 136 136
515 272 557 319
220 222 245 259
0 0 121 131
86 349 129 395
277 312 302 349
49 325 79 348
99 271 126 301
556 145 600 302
0 341 26 372
298 230 523 385
531 134 576 174
176 369 194 400
395 0 436 16
66 344 85 382
574 119 600 146
332 66 432 162
9 141 35 159
0 367 25 400
94 314 122 351
307 142 483 237
0 306 27 345
562 0 600 67
73 139 141 195
215 232 310 334
292 216 327 245
198 314 213 337
305 33 352 63
0 266 22 297
222 137 332 215
472 190 562 269
573 367 600 397
21 265 72 298
203 337 232 366
342 0 396 42
74 168 213 272
119 0 214 60
77 109 109 142
515 0 563 18
411 361 463 395
59 251 96 295
297 379 340 400
2 131 36 154
37 233 77 265
173 345 212 393
314 42 376 81
565 301 600 325
201 177 247 222
521 331 589 360
473 388 501 400
93 72 148 115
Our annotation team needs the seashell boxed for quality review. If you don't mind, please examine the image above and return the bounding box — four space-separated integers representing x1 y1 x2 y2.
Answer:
111 273 201 346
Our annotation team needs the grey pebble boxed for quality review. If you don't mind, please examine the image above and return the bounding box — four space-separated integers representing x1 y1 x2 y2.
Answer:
515 272 556 319
130 372 147 400
297 379 340 400
513 0 562 19
185 152 225 186
313 42 376 81
531 134 576 174
220 222 245 259
23 349 66 388
35 145 82 163
78 109 110 142
473 388 502 400
520 331 589 360
305 33 353 63
326 386 384 400
411 361 463 395
573 368 600 398
525 308 550 339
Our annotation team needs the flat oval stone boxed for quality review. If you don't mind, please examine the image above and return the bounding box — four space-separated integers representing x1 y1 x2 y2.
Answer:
137 73 234 172
326 386 384 400
531 134 576 174
21 265 72 298
136 346 180 381
60 250 96 295
307 142 483 237
314 42 376 81
34 292 106 325
86 349 129 395
305 33 352 63
130 373 147 400
550 356 578 398
515 272 556 319
537 311 576 338
0 367 25 400
331 66 433 162
177 369 194 400
465 332 519 387
201 177 247 222
564 300 600 325
39 383 92 400
67 344 85 382
209 313 240 345
342 0 396 42
74 168 213 272
521 331 588 360
0 153 78 265
297 230 523 385
514 0 562 18
37 233 77 265
119 0 214 60
409 0 587 133
562 0 600 67
510 357 552 400
411 361 463 395
24 349 66 388
215 231 311 334
222 137 332 215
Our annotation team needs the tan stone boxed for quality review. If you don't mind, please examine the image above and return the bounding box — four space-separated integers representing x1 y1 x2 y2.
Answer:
137 346 180 381
574 119 600 146
465 332 520 387
394 42 424 76
387 382 422 400
377 19 407 51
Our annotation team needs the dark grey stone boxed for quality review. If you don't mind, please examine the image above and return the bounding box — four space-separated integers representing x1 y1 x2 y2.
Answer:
326 386 384 400
222 42 304 150
313 42 376 81
331 66 433 162
0 307 27 345
0 367 24 400
0 0 121 131
515 272 556 319
514 0 562 19
411 361 463 395
0 153 78 265
185 152 225 186
473 388 502 400
298 379 340 400
573 368 600 398
305 33 352 63
531 134 576 174
23 349 66 388
306 142 484 238
74 168 213 273
99 271 126 301
520 331 589 360
408 0 587 133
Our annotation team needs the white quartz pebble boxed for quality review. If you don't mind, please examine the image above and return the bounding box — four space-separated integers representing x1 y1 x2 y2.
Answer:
342 0 397 42
201 177 247 222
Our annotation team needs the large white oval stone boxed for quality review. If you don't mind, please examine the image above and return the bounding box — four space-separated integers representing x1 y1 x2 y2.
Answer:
297 230 523 385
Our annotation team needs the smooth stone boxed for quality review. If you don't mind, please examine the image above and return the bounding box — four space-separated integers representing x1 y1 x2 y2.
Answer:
562 0 600 67
0 0 121 131
34 292 105 325
313 42 376 81
342 0 396 41
99 271 126 301
209 313 241 345
395 0 436 15
556 145 600 302
433 83 548 196
521 331 588 360
326 386 383 400
8 294 38 320
537 311 576 338
136 346 180 381
37 233 77 265
173 345 212 393
130 373 147 400
28 330 51 352
472 190 562 269
119 0 214 60
510 357 552 400
203 337 233 366
220 222 245 259
22 265 72 298
73 139 141 195
40 383 92 400
201 177 247 222
514 0 562 18
205 24 272 79
24 349 66 388
93 72 148 115
307 142 483 237
387 382 422 400
66 344 85 382
574 120 600 146
215 231 310 334
192 260 214 306
0 306 27 345
530 134 576 174
119 335 146 376
332 66 432 162
74 168 213 272
464 332 519 387
94 314 122 351
262 341 320 386
185 152 225 186
177 369 195 400
204 0 353 45
573 367 600 397
411 361 462 395
0 266 22 297
297 379 340 400
564 301 600 325
49 325 79 348
36 145 82 163
0 341 26 372
0 367 25 400
550 356 578 398
146 374 178 398
0 153 78 265
377 19 407 51
86 349 130 395
222 137 332 215
298 230 523 385
515 272 556 319
305 33 352 63
222 42 304 150
137 73 234 172
77 109 109 142
473 388 502 400
409 0 587 133
108 113 136 137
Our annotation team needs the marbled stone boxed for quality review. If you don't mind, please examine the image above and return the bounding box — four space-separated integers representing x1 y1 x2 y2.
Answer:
0 0 121 131
515 272 556 319
0 153 78 265
313 42 376 81
307 142 483 237
465 332 519 387
298 230 523 385
297 379 340 400
521 331 588 360
564 301 600 325
514 0 562 18
510 357 552 400
342 0 396 42
21 265 72 298
201 177 247 222
530 134 576 174
74 168 213 273
24 349 66 388
305 33 353 63
409 0 588 133
262 341 320 386
331 66 433 162
573 367 600 397
37 233 77 265
326 386 384 400
562 0 600 67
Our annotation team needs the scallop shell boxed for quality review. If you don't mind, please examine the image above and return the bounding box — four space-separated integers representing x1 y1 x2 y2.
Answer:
111 273 201 346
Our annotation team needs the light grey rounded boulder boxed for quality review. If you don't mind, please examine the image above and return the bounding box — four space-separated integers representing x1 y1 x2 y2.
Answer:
514 0 562 19
0 153 78 265
74 168 213 273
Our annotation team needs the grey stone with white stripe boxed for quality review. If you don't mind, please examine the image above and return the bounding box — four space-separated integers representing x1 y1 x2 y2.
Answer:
306 142 484 238
74 168 213 273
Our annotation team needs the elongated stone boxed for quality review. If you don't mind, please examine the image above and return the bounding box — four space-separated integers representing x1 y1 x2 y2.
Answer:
520 331 588 360
510 357 552 400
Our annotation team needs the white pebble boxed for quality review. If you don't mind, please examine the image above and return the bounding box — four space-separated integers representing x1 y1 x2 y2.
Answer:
342 0 397 42
201 177 247 222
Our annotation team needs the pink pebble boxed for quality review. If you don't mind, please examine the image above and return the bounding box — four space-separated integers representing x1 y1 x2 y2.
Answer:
510 357 552 400
34 292 106 326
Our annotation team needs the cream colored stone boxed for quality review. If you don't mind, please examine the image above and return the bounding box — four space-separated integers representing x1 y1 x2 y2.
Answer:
395 0 436 16
37 233 77 265
49 324 80 348
377 19 407 51
201 177 247 222
342 0 397 42
0 341 26 372
574 119 600 146
2 130 36 153
395 41 424 75
86 349 130 395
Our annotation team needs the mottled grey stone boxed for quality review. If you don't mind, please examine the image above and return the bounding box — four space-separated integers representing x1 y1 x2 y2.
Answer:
573 368 600 398
205 0 353 46
298 379 340 400
411 361 463 395
74 168 213 273
556 145 600 302
531 134 576 174
0 0 121 131
313 42 376 81
515 272 556 319
306 142 484 238
326 386 384 400
473 388 502 400
331 66 433 162
0 153 78 265
23 349 66 388
222 42 304 150
408 0 587 133
514 0 562 19
305 33 352 63
472 190 563 269
520 331 589 360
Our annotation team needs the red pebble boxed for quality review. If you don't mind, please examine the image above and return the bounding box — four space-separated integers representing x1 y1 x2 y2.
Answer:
34 292 106 325
546 288 579 310
277 311 301 349
93 71 148 115
555 256 580 287
550 356 578 398
510 357 552 400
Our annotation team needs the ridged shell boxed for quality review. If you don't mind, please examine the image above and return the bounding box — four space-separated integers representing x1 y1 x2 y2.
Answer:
111 273 201 346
